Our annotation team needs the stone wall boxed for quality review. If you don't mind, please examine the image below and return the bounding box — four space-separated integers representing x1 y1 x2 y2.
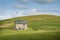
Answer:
15 24 28 30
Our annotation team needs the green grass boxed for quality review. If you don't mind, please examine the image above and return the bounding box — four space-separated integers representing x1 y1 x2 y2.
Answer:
0 15 60 40
0 15 60 30
0 30 60 40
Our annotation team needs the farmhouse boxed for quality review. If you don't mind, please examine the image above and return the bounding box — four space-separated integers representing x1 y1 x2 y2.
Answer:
14 20 28 30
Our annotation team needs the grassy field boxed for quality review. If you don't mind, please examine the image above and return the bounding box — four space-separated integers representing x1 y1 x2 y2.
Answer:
0 15 60 40
0 15 60 29
0 30 60 40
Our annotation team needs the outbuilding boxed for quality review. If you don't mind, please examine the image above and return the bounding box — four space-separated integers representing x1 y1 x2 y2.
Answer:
14 20 28 30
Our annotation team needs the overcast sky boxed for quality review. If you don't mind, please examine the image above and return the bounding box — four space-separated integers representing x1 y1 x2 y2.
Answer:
0 0 60 20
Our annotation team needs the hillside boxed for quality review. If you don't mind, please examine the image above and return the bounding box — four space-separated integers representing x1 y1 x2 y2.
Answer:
0 15 60 40
0 15 60 30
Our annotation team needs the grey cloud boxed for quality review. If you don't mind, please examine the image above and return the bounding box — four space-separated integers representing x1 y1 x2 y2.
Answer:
32 0 57 4
13 4 28 9
15 0 29 9
21 0 28 3
17 0 60 4
17 0 29 4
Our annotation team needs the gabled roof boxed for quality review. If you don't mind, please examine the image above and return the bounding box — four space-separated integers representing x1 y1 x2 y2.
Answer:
14 20 27 24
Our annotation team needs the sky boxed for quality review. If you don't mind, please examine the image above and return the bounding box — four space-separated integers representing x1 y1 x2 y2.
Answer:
0 0 60 20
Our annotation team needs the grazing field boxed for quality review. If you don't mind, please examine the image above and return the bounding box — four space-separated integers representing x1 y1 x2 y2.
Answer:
0 15 60 40
0 30 60 40
0 15 60 30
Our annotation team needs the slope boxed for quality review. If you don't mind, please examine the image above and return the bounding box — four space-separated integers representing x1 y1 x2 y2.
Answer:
0 15 60 30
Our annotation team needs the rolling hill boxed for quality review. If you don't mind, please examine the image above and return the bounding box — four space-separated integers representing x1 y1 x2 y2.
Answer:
0 15 60 30
0 15 60 40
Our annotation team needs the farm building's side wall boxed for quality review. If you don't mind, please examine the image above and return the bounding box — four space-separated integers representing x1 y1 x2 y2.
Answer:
15 24 28 30
24 24 28 30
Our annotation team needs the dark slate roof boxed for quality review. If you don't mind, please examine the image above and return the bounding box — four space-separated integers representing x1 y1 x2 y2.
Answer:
14 20 27 24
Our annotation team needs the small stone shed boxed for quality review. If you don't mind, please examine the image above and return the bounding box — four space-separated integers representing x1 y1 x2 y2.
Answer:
14 20 28 30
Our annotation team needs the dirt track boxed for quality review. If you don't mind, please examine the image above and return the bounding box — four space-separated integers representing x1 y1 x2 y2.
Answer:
0 24 12 28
